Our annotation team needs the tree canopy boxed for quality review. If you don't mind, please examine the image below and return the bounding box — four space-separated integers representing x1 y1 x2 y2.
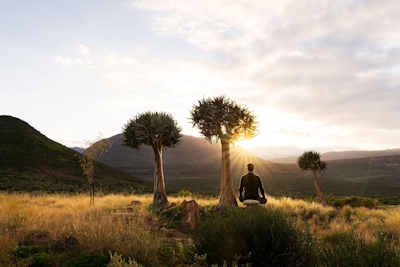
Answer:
297 150 327 206
122 111 182 150
122 111 182 208
297 150 327 172
190 95 258 144
190 96 258 208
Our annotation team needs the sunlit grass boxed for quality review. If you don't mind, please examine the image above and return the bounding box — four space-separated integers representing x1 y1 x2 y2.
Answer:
1 192 399 266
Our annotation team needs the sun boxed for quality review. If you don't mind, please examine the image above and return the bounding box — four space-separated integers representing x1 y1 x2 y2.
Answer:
236 139 256 150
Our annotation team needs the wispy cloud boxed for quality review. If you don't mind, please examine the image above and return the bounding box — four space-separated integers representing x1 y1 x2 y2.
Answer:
128 0 400 150
11 0 398 151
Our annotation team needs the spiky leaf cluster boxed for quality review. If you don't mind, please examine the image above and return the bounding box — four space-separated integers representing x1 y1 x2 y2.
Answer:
122 111 182 150
189 95 258 143
297 150 327 172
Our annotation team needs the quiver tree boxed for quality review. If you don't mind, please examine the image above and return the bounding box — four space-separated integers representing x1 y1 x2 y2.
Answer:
297 150 327 206
80 133 111 206
122 111 182 208
190 96 258 208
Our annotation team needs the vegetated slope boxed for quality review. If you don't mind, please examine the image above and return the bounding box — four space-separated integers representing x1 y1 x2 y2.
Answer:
0 116 151 194
321 156 400 198
98 134 222 193
98 133 400 198
269 149 400 163
101 134 221 168
322 149 400 161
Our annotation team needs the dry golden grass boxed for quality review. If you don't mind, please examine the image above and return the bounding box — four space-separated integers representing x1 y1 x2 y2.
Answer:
0 193 164 266
262 195 400 245
385 208 400 239
1 192 399 266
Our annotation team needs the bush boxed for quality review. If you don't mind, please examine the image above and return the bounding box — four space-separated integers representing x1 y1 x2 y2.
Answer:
190 206 314 267
61 254 109 267
107 252 144 267
318 231 400 267
12 245 56 267
326 195 379 208
178 189 195 198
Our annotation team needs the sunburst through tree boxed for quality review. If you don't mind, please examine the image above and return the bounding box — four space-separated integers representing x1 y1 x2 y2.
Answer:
190 96 258 208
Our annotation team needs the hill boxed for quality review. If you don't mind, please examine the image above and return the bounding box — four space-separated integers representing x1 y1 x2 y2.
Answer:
2 115 399 200
322 149 400 161
0 115 152 194
98 134 400 199
268 149 400 163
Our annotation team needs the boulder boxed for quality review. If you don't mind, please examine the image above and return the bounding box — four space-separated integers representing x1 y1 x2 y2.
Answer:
180 199 201 229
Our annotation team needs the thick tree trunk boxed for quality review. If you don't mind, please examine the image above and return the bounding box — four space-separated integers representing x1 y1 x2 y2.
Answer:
218 139 238 208
152 144 169 208
313 169 327 206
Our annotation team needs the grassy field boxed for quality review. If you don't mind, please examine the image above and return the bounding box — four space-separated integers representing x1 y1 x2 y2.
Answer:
1 192 400 266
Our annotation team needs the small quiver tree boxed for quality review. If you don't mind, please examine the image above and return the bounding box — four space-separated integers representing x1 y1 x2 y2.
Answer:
80 133 111 206
297 150 327 206
122 111 182 208
190 95 258 209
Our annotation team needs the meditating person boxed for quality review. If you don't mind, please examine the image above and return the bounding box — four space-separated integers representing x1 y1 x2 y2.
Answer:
238 162 267 205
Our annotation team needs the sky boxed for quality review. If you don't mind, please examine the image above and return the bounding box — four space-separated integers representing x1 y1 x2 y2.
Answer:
1 0 399 158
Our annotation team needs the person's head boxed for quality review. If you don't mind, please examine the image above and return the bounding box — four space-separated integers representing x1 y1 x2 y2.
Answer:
247 163 254 172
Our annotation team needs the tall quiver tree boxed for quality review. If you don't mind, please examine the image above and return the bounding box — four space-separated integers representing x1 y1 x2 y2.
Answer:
297 150 327 206
190 96 258 208
80 133 111 206
122 111 182 208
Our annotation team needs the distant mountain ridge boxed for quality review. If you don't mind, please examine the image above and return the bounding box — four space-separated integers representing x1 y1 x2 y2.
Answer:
71 147 84 154
322 149 400 161
97 133 400 198
99 133 400 168
100 133 221 169
2 115 400 200
267 149 400 163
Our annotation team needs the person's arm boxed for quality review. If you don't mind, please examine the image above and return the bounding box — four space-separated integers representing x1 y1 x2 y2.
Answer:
258 177 265 198
239 177 244 201
239 177 244 196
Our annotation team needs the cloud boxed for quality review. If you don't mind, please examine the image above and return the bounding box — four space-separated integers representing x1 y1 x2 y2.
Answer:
48 1 400 150
130 0 400 134
53 44 96 68
53 56 96 68
79 44 91 56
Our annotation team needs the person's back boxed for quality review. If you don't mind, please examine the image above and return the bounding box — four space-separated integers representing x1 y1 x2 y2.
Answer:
240 173 263 200
239 163 266 204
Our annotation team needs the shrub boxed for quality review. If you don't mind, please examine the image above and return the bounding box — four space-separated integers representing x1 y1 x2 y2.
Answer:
318 231 400 267
107 252 144 267
61 254 109 267
12 245 46 259
12 245 55 267
178 189 195 198
326 195 379 208
190 206 315 267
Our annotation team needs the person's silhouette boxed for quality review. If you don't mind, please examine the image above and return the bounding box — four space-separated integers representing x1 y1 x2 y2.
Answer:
239 163 267 204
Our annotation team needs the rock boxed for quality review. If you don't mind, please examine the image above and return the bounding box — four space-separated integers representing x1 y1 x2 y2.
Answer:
130 200 142 206
180 199 201 229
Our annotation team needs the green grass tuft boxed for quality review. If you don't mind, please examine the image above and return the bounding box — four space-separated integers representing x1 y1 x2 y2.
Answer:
191 206 315 266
